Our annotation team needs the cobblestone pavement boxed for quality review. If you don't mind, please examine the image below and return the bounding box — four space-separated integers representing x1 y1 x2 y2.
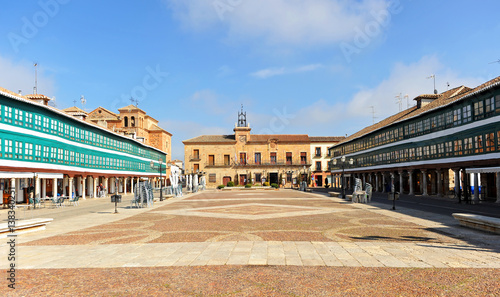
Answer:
2 189 499 296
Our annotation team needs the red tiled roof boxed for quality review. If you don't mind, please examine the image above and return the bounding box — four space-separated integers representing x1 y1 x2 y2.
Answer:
183 135 236 144
309 136 345 142
248 134 310 143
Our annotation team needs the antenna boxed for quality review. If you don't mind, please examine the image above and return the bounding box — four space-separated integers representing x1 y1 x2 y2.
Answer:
395 93 402 112
33 63 38 94
80 95 86 110
404 94 409 109
427 74 437 94
369 106 377 124
489 59 500 64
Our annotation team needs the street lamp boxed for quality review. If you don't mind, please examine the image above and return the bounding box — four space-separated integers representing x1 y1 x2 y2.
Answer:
333 156 354 199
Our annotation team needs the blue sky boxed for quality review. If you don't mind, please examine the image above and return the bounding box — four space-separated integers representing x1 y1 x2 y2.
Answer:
1 0 499 160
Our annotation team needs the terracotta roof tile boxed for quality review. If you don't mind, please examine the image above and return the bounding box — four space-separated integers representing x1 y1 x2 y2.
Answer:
248 134 310 143
183 135 236 143
335 76 500 147
309 136 345 142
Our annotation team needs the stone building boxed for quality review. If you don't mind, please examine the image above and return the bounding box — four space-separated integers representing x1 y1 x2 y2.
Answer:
309 137 345 187
183 108 342 188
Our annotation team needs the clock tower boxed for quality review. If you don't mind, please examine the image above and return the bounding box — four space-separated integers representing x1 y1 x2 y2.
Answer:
234 105 251 143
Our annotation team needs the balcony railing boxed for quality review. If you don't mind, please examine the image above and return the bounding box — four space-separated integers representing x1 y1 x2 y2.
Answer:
189 155 201 161
205 162 232 168
234 159 311 167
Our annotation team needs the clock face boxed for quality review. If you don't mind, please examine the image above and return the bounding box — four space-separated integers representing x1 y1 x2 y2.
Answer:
239 135 246 142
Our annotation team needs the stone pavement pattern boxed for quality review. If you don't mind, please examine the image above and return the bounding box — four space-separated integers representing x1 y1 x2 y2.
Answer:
1 190 500 295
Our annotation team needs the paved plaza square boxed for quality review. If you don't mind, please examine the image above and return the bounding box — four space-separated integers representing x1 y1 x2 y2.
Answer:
2 189 500 296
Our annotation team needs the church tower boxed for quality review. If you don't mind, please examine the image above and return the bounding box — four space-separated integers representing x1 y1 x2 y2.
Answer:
234 105 251 143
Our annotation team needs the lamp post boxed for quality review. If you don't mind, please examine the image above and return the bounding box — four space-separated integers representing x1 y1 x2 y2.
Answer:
333 156 354 199
159 158 163 201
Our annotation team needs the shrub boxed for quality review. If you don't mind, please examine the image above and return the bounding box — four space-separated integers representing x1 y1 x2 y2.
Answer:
245 184 252 188
217 185 225 189
271 183 279 189
227 181 235 187
263 182 270 186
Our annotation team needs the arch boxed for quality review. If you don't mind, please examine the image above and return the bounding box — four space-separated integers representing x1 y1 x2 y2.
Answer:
124 116 128 127
131 116 135 127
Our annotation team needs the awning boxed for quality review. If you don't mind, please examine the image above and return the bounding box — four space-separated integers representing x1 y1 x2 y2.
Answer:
0 172 64 179
465 167 500 174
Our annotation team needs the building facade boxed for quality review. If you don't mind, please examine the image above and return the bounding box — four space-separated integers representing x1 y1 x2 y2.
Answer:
183 110 343 188
328 76 500 203
0 87 168 205
309 137 345 187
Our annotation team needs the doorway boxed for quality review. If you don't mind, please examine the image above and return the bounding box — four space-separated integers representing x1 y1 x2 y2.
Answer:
239 175 247 185
270 173 278 185
223 176 231 186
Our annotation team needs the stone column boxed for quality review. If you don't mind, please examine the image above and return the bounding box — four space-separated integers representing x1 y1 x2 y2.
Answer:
409 170 414 195
53 178 58 199
82 177 87 200
421 170 428 196
382 173 387 193
399 171 404 194
131 177 135 193
35 175 40 200
104 177 109 195
454 169 461 198
431 171 436 195
42 179 46 198
473 173 479 203
444 170 450 197
375 174 379 192
123 177 128 194
436 170 443 197
496 173 500 203
92 176 97 199
68 177 74 198
63 176 68 196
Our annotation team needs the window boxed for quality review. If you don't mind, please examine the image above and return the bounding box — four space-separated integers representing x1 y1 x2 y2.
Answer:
208 155 215 166
0 137 2 157
485 97 495 115
34 115 41 130
209 173 216 183
430 145 437 156
14 141 23 159
286 173 292 183
193 164 199 173
437 143 444 157
416 121 423 134
24 143 33 160
453 109 462 126
239 153 247 165
315 147 321 157
193 149 199 159
463 105 472 123
445 111 453 127
14 109 23 125
474 101 484 120
409 123 415 135
255 153 261 165
454 140 463 156
43 146 49 161
4 139 12 158
464 137 473 154
50 147 56 162
496 95 500 113
25 112 33 128
445 141 453 156
315 161 322 171
43 117 49 132
300 152 307 165
286 152 292 165
486 133 495 152
474 135 483 153
4 106 12 123
270 152 277 164
423 119 430 131
58 148 63 162
224 155 230 166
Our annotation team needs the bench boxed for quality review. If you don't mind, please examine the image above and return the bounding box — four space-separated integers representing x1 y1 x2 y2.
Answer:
328 192 341 197
0 218 53 238
452 213 500 234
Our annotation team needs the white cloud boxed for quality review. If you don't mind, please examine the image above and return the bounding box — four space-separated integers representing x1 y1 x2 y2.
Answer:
251 63 323 79
0 55 55 96
285 56 484 136
166 0 391 47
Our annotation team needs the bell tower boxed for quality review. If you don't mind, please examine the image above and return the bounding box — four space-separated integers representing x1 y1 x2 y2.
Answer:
234 105 251 143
